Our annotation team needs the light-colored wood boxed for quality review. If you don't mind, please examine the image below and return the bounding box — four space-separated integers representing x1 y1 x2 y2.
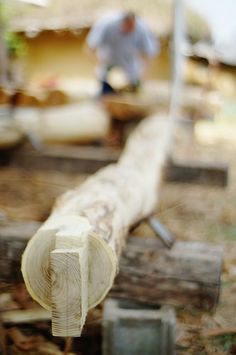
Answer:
0 222 222 312
14 102 110 144
22 114 172 336
50 219 89 336
1 309 51 324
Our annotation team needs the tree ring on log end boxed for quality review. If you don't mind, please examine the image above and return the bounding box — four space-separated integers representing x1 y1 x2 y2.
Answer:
21 216 117 311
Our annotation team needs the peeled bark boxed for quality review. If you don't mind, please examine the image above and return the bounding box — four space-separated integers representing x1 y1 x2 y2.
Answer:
14 102 110 144
22 114 172 336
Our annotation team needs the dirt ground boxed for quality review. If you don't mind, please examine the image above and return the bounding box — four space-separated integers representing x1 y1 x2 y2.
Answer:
159 118 236 354
0 111 236 353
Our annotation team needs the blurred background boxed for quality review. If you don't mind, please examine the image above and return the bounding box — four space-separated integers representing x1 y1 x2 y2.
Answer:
0 1 236 354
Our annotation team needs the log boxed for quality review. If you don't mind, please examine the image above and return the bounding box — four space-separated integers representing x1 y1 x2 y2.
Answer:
7 144 119 173
21 114 172 336
165 160 228 187
6 143 227 187
0 222 222 311
111 236 223 311
13 102 110 144
0 221 41 284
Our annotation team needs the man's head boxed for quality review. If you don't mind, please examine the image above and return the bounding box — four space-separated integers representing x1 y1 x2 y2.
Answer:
121 11 136 34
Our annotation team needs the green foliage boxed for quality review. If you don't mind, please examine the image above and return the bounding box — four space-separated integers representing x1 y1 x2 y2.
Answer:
4 32 27 58
0 2 27 58
214 334 236 352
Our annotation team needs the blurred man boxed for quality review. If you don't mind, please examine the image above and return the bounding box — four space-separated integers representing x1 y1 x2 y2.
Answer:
87 11 159 94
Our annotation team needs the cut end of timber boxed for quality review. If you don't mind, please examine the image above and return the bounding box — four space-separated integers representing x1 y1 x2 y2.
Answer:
50 225 89 337
21 114 171 337
50 245 88 337
21 215 117 330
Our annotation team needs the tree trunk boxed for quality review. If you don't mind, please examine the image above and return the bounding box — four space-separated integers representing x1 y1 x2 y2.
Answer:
21 114 172 336
13 102 110 144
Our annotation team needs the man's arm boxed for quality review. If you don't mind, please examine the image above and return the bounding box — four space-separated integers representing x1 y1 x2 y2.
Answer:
136 23 160 79
138 24 159 58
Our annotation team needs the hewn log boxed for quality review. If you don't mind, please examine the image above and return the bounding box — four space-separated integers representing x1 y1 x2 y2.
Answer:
21 114 172 336
13 102 110 144
165 160 228 187
111 236 223 311
6 144 119 173
6 144 227 187
0 222 222 311
0 221 41 284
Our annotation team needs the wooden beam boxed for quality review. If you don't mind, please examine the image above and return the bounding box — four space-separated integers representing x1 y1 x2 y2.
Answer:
6 145 119 174
166 160 228 187
21 114 172 336
0 221 41 284
111 236 223 311
5 145 228 187
0 222 222 311
50 218 90 336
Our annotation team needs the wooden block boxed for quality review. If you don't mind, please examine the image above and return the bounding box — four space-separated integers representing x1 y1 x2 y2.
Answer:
103 299 175 355
111 236 223 311
166 161 228 187
7 145 228 188
9 145 119 174
50 249 88 337
0 221 40 283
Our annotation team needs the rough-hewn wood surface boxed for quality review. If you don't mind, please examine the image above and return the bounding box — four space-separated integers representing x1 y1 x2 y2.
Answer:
3 144 227 186
0 222 222 311
21 114 171 335
111 236 223 311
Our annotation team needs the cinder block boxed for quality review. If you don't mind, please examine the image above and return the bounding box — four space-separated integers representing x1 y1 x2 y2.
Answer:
103 299 175 355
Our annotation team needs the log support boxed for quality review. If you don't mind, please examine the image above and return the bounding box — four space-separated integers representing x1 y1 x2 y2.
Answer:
3 145 228 187
0 222 223 312
14 113 224 336
103 298 176 355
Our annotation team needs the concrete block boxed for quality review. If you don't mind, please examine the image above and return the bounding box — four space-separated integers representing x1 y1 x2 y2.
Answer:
103 299 175 355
